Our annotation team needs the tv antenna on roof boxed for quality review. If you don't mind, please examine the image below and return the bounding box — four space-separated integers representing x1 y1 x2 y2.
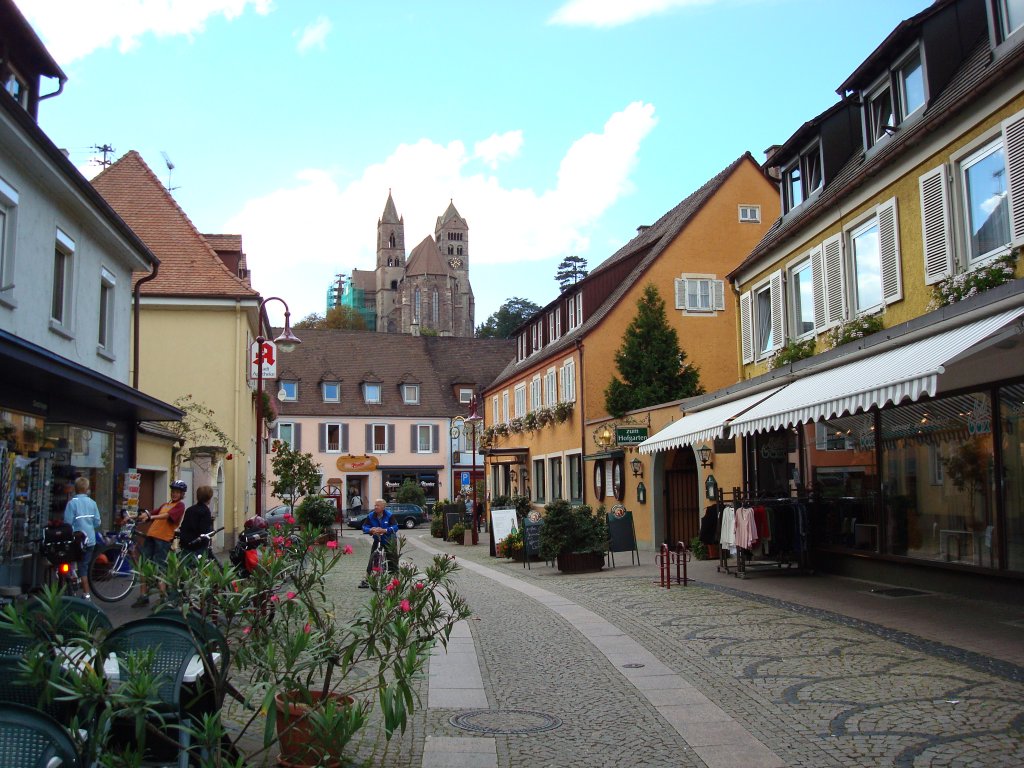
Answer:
160 151 180 192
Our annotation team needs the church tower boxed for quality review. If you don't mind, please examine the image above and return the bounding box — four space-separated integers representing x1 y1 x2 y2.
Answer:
434 200 474 337
376 191 406 333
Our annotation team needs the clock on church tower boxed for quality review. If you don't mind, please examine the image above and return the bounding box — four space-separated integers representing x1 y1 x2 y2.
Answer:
448 257 463 269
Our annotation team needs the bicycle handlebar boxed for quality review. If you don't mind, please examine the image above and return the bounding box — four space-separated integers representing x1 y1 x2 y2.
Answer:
186 526 225 548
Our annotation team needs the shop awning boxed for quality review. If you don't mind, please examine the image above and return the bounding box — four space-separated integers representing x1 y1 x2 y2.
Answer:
729 307 1024 436
638 386 784 455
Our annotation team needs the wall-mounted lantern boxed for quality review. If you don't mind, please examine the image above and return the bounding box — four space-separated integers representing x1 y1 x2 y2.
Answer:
630 457 643 477
696 445 713 468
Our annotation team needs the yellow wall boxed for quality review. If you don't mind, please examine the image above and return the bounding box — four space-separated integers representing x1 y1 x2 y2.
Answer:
134 302 257 539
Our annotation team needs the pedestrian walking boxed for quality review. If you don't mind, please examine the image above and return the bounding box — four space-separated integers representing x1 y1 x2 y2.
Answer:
63 476 101 598
359 498 398 588
178 485 215 563
131 480 187 607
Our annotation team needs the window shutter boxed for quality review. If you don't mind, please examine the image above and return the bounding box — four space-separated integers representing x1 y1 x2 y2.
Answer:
431 425 439 453
365 425 372 452
739 290 753 364
769 270 784 352
318 423 326 453
294 424 302 452
919 165 953 284
674 278 686 309
1003 108 1024 245
387 424 395 453
876 197 903 304
810 245 826 330
713 280 725 311
822 233 845 325
341 424 349 453
410 424 417 451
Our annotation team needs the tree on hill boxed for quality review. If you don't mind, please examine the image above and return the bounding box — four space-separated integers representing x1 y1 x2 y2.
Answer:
604 284 703 418
555 255 588 291
476 297 541 338
294 306 367 330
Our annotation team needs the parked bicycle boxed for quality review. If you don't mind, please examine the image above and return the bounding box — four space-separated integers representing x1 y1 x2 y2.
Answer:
88 519 139 603
38 520 83 596
182 526 225 566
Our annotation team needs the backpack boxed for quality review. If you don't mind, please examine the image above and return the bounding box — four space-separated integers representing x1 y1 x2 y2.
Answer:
41 521 83 562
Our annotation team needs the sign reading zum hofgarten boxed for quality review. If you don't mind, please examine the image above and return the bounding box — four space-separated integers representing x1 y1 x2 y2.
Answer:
615 427 648 445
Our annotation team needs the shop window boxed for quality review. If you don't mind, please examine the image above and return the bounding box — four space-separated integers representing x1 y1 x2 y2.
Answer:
533 459 545 503
567 453 583 502
999 382 1024 572
549 456 563 501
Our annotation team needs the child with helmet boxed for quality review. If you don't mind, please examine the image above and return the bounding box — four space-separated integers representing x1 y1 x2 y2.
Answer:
131 480 187 608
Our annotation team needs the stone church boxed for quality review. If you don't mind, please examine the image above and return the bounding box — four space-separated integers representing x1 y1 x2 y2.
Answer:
346 192 476 337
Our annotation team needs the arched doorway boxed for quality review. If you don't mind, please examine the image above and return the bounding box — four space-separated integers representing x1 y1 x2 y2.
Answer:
664 448 699 546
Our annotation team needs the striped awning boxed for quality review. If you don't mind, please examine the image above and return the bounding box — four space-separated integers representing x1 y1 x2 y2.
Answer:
728 307 1024 436
638 386 784 455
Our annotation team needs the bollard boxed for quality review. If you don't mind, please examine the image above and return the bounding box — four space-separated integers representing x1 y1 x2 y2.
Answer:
657 543 670 588
676 541 690 586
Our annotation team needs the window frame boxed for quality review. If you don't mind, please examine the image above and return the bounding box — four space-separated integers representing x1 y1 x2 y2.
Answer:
416 424 433 453
533 458 546 503
279 380 298 401
847 214 885 315
50 227 75 331
402 383 420 405
549 456 564 501
896 49 925 121
97 267 116 356
958 136 1011 264
997 0 1024 42
321 382 340 403
545 367 557 406
501 390 509 423
787 256 816 339
738 205 761 223
530 375 542 412
371 423 389 453
567 452 583 503
324 422 344 453
363 382 382 404
459 388 473 404
514 384 526 418
0 175 18 306
276 422 295 448
561 358 576 402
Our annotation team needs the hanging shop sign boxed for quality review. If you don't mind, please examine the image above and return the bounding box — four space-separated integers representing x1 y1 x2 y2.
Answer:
615 426 648 445
335 455 379 472
248 340 277 380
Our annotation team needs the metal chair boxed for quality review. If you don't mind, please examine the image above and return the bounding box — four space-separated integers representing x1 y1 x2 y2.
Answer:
104 618 214 768
0 702 81 767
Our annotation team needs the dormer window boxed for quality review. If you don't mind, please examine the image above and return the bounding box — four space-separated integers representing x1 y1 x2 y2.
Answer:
322 382 340 402
279 381 298 401
997 0 1024 41
864 46 927 150
867 82 895 148
782 142 822 213
3 69 29 111
364 382 381 404
403 384 420 404
897 51 925 119
459 387 473 404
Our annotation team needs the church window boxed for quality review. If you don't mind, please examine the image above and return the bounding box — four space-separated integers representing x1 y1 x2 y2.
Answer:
432 290 439 322
391 280 398 290
448 245 453 255
457 246 463 255
389 233 395 248
414 288 421 322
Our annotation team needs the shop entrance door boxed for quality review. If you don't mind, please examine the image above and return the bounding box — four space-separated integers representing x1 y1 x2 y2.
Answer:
665 450 699 546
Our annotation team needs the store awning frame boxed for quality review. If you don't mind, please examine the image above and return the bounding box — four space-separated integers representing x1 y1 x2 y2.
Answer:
638 386 784 455
728 307 1024 436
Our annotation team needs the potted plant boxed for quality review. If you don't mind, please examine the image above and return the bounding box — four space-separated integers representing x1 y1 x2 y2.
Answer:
296 495 338 539
538 500 608 573
448 521 466 544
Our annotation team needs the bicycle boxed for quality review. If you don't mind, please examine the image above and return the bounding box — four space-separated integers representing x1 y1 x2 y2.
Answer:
38 526 83 597
88 519 139 603
181 526 225 567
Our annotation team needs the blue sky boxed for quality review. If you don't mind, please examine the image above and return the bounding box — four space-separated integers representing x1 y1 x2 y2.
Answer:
16 0 926 327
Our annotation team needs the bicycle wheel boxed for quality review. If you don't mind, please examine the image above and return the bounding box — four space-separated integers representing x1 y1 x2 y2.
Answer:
89 546 137 602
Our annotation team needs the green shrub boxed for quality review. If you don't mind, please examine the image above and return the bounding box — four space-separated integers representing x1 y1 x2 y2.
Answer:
448 522 466 543
689 537 707 560
538 500 608 560
397 478 426 507
430 515 445 538
769 338 816 369
296 495 337 531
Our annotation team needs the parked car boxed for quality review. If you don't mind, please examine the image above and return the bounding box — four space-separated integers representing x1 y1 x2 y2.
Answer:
264 504 294 526
347 503 426 530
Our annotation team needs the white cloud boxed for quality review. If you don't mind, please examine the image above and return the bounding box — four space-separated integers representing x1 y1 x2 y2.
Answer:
225 102 657 324
473 131 523 169
549 0 714 28
13 0 274 63
296 15 331 53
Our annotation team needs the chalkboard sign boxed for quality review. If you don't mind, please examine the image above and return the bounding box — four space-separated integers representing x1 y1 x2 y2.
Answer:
522 516 543 570
606 507 639 567
444 511 464 538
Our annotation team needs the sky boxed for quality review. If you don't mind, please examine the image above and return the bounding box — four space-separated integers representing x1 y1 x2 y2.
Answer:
15 0 928 327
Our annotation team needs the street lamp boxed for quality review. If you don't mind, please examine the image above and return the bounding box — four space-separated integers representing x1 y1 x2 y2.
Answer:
255 296 301 518
465 395 483 545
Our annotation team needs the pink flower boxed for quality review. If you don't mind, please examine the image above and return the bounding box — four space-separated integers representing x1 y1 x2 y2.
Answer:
270 594 280 602
326 540 337 549
284 514 295 524
372 566 381 573
390 578 400 589
304 623 311 634
414 582 425 590
343 544 353 555
399 599 411 613
286 591 296 600
273 523 282 530
243 626 251 635
385 582 396 593
272 536 284 546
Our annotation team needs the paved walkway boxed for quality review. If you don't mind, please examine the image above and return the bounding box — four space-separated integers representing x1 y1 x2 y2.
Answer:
103 530 1024 767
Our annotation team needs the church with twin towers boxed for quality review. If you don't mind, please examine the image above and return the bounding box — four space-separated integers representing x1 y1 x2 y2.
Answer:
337 192 476 337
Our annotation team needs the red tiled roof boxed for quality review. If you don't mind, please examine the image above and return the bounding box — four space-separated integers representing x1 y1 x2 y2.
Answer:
91 151 259 299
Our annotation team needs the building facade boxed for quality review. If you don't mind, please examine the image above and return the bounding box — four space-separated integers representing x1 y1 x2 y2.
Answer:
642 0 1024 597
345 193 476 337
483 154 778 549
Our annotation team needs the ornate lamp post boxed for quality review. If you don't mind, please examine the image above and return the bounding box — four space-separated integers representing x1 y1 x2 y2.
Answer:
254 297 301 517
466 396 483 545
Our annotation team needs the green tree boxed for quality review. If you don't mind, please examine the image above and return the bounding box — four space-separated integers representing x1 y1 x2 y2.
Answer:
476 296 541 338
162 394 244 472
603 284 703 417
270 442 322 509
396 478 427 507
555 255 588 291
294 305 367 330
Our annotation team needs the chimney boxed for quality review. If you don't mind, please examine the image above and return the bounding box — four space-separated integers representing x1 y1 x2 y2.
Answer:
763 145 783 180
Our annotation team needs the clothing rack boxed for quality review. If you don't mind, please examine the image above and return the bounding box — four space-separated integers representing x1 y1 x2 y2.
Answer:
712 487 812 578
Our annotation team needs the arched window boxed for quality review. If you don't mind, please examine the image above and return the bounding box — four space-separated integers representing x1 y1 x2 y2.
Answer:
448 245 453 255
457 246 463 255
432 290 439 322
389 233 395 248
414 288 421 321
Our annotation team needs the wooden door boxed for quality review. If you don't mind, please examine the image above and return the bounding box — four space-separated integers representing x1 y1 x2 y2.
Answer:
665 468 699 546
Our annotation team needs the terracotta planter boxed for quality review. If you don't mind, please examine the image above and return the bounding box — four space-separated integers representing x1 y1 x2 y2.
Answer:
274 691 354 768
556 551 604 573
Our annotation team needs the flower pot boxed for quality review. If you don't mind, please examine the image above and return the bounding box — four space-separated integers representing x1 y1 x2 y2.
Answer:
556 551 604 573
274 691 355 768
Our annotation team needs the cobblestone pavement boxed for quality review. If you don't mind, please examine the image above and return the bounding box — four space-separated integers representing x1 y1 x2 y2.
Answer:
105 530 1024 767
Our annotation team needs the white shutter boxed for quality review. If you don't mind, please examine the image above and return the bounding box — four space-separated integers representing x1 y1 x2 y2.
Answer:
674 278 686 309
876 197 903 304
1003 108 1024 245
769 270 784 352
809 244 826 330
919 165 953 284
739 290 753 364
713 280 725 311
822 233 845 325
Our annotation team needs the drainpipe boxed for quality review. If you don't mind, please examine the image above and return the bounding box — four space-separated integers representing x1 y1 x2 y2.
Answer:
575 338 585 505
133 263 160 390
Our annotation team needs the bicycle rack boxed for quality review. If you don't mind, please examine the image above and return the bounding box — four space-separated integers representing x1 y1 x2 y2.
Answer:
655 541 691 588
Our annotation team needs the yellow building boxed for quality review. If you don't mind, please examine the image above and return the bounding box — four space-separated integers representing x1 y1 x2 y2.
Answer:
643 0 1024 597
483 153 778 550
93 152 262 543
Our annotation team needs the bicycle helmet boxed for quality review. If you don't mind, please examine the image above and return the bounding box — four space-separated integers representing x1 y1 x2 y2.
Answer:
170 480 188 492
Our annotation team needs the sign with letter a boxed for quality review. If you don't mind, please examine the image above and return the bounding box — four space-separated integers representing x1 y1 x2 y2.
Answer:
249 340 278 380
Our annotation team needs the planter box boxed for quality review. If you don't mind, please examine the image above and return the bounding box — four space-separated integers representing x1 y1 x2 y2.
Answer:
556 551 604 573
463 529 473 546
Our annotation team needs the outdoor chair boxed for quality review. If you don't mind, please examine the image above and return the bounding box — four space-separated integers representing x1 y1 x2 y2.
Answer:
146 609 233 710
104 618 215 768
0 702 81 768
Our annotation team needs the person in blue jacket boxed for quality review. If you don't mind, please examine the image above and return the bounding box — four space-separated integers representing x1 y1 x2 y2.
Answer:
64 476 102 598
359 498 398 588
